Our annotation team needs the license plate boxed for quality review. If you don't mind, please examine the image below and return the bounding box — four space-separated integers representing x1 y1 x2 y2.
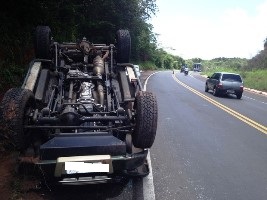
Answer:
227 90 235 94
54 155 113 177
65 162 109 174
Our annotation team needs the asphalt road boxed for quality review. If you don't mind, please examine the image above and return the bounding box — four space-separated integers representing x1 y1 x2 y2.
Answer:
148 71 267 200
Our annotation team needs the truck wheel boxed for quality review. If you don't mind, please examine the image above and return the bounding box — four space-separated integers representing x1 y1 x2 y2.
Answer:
213 86 219 96
35 26 52 59
116 30 131 63
0 88 35 151
133 91 157 149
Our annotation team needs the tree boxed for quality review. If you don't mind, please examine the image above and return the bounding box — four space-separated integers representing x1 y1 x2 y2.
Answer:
163 55 174 69
0 0 159 91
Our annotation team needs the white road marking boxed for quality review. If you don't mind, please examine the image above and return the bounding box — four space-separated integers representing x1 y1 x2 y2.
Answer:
143 150 156 200
143 71 158 200
243 95 267 105
143 71 160 91
244 96 257 101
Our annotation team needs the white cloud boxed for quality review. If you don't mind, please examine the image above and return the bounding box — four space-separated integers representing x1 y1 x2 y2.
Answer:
151 0 267 60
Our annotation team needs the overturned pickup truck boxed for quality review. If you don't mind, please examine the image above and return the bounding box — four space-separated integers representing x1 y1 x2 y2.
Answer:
0 26 157 184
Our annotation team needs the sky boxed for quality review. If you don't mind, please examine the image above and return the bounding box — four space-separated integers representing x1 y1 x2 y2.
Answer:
150 0 267 60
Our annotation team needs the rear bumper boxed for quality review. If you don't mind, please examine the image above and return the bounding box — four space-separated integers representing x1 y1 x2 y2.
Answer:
31 132 149 183
218 88 243 95
37 150 148 172
36 150 148 183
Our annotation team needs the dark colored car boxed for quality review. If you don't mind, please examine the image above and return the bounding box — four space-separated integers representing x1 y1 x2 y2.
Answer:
0 26 158 185
205 72 244 99
180 65 187 73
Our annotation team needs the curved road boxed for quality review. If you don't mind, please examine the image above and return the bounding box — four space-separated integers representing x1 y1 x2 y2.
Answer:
148 71 267 200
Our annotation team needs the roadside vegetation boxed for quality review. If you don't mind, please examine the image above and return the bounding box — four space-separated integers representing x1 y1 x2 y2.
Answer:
0 0 266 95
240 70 267 91
0 0 159 93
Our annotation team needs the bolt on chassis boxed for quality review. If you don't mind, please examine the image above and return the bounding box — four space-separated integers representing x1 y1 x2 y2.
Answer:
0 26 158 185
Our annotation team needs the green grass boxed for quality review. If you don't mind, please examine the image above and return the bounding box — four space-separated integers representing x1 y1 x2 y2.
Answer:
138 61 158 70
241 70 267 91
0 63 26 91
202 66 237 77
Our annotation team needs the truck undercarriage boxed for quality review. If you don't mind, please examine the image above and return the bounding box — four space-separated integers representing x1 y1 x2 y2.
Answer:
0 26 158 185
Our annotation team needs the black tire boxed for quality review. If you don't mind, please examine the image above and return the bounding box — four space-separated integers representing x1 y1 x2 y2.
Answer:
205 84 209 92
116 30 131 63
133 91 157 149
0 88 35 150
35 26 52 59
213 86 219 96
236 92 242 99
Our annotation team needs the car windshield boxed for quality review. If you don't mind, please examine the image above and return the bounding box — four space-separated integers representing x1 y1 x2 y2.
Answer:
221 74 242 82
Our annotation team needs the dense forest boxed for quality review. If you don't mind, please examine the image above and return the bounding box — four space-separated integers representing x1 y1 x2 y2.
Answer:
0 0 266 93
0 0 157 61
1 0 182 92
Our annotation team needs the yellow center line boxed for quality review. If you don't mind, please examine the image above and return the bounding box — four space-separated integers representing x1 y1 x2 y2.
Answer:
172 74 267 135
